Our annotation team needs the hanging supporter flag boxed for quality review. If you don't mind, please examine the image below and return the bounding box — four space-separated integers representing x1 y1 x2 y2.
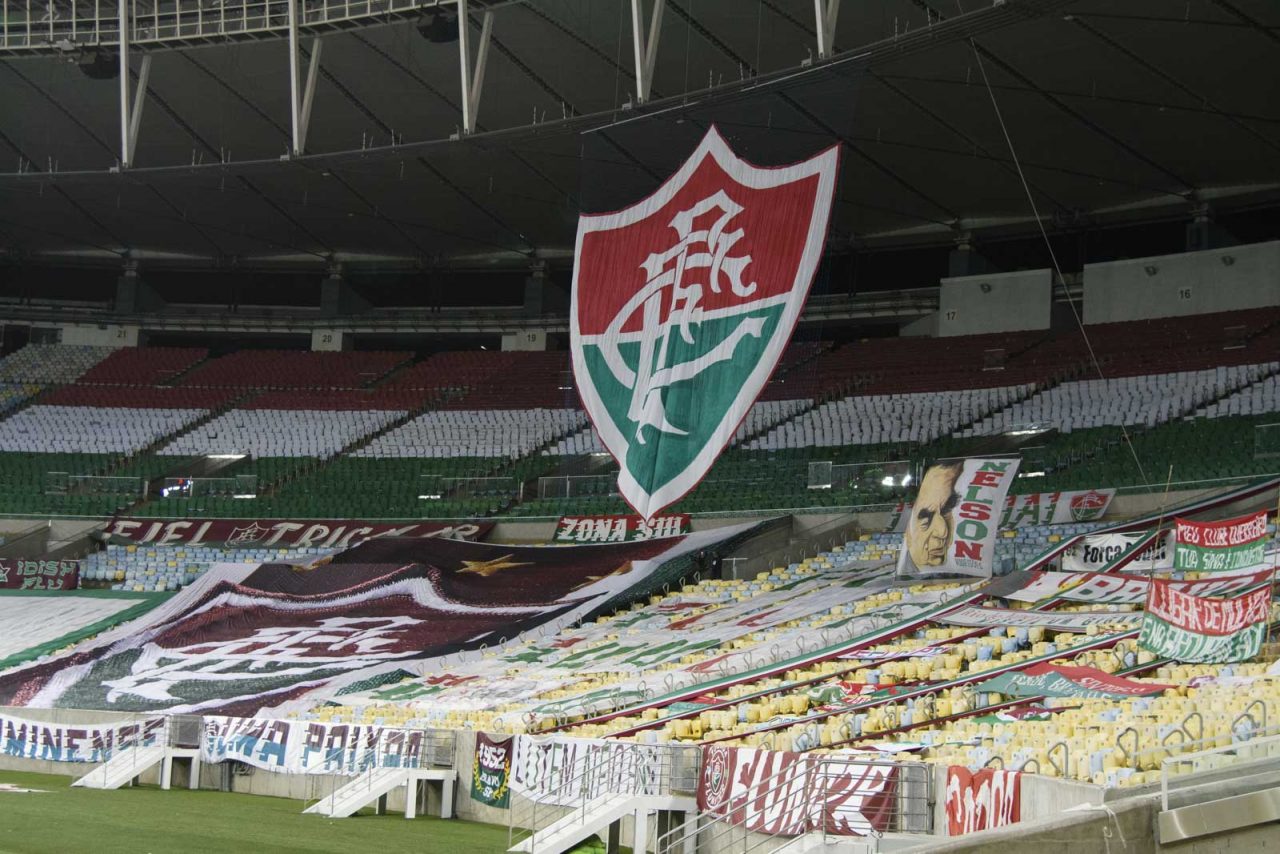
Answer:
105 517 491 548
0 558 79 590
0 529 749 715
201 716 431 775
697 745 898 836
1061 530 1171 573
0 712 164 763
1139 575 1271 664
940 604 1141 634
945 767 1021 835
553 514 691 543
571 126 839 519
471 733 514 808
1004 566 1274 606
977 662 1172 700
1174 510 1270 572
897 457 1021 578
1000 488 1116 527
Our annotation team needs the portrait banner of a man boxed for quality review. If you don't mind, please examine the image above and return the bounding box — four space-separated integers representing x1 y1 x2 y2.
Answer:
897 457 1021 579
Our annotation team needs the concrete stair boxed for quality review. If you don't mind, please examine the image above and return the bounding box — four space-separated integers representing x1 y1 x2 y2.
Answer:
303 766 456 819
510 793 696 854
72 744 166 789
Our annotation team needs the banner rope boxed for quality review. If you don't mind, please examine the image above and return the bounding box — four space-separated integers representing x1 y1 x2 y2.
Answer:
968 39 1153 494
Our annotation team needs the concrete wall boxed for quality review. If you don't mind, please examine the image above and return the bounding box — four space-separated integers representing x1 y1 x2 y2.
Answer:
1083 239 1280 325
938 269 1052 337
900 313 938 338
58 323 139 347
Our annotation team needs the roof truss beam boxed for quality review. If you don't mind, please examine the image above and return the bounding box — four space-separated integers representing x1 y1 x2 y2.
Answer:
813 0 841 59
630 0 665 105
457 1 495 136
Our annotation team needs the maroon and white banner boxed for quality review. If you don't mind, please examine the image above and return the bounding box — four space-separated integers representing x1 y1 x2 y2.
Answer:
553 514 691 543
898 457 1021 578
1147 575 1271 635
1140 575 1271 664
0 533 707 715
0 558 80 590
945 767 1020 835
1174 510 1270 572
1005 567 1275 606
697 745 897 836
104 518 492 549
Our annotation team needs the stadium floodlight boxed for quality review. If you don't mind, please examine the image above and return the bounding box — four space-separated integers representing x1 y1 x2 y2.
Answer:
76 49 119 80
417 9 459 43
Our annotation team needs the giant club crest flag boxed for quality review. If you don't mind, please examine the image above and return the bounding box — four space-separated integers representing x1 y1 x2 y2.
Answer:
571 126 839 518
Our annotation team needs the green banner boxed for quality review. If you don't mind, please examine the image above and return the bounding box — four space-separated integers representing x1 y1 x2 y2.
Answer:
471 732 513 809
978 663 1170 700
1173 511 1269 572
1138 614 1265 664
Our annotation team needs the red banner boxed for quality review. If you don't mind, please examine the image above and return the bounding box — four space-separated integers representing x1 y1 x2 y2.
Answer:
1146 578 1270 636
1175 510 1270 548
553 514 691 543
104 518 492 549
945 767 1020 835
697 745 897 836
0 558 80 591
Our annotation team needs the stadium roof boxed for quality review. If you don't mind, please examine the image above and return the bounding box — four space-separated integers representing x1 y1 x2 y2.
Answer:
0 0 1277 269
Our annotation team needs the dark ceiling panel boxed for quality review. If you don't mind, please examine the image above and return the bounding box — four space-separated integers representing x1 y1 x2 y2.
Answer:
0 0 1276 263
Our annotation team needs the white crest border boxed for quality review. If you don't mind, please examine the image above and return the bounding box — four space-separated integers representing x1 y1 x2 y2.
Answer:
570 126 839 518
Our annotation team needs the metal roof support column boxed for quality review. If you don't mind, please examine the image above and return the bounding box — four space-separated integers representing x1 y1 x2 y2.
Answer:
298 38 323 155
117 0 132 168
629 0 663 105
457 0 493 136
287 0 302 155
813 0 840 59
125 53 152 167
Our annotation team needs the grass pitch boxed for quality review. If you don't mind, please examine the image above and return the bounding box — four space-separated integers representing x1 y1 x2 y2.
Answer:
0 771 513 854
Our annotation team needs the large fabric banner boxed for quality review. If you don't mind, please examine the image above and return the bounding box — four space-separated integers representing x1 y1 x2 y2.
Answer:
1139 576 1271 663
471 732 514 808
1004 567 1274 606
571 126 839 519
553 514 690 543
104 518 492 548
509 734 668 806
1000 489 1115 527
1174 511 1270 572
0 558 80 590
1062 530 1171 573
0 712 163 762
697 745 897 836
978 663 1172 700
945 767 1021 835
940 605 1141 633
898 457 1021 579
200 716 431 775
0 533 713 715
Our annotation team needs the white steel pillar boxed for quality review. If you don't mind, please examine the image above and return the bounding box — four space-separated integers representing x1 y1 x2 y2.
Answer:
457 0 494 135
118 0 131 167
287 0 302 155
813 0 841 59
298 38 323 154
629 0 664 104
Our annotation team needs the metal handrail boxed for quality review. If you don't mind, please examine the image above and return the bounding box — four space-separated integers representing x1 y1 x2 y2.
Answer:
1160 728 1280 811
655 755 924 854
508 741 698 854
